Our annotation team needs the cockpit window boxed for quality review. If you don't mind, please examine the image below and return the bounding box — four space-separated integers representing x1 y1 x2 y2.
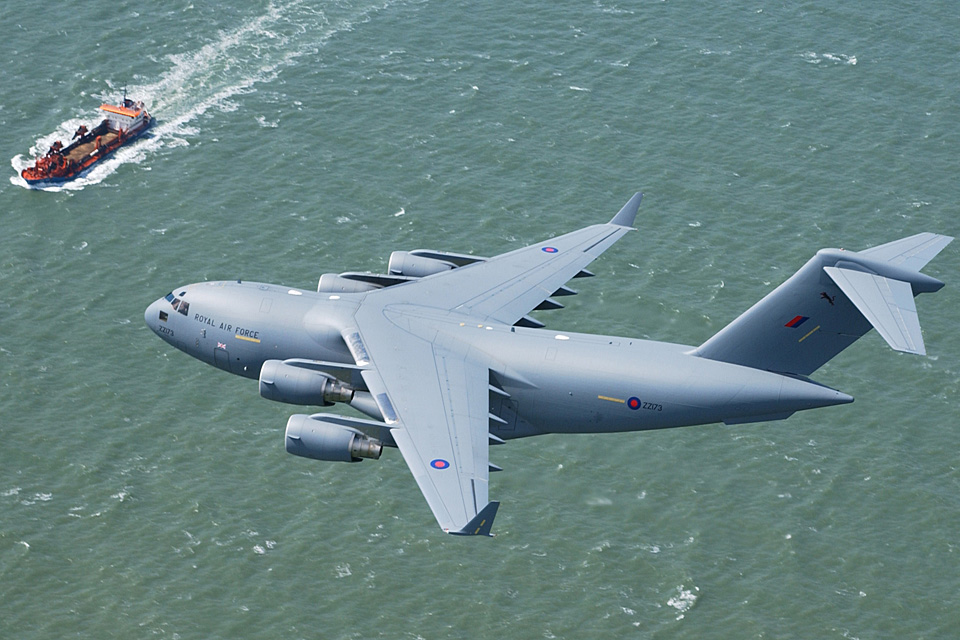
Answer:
166 292 190 316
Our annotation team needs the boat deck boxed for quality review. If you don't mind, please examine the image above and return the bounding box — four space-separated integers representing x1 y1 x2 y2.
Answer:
64 131 119 163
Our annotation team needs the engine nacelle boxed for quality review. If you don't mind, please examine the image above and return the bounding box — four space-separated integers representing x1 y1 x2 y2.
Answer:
285 414 382 463
317 273 381 294
387 251 456 278
259 359 354 406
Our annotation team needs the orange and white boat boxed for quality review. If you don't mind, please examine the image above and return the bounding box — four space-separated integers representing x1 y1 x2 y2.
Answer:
21 97 154 186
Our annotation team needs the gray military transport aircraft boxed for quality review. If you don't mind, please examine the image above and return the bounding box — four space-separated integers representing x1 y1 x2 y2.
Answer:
145 193 951 536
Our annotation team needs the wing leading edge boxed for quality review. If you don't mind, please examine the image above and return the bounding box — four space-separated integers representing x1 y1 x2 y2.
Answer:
349 194 643 535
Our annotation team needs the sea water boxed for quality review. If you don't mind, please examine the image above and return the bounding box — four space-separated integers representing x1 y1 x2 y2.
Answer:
2 2 959 637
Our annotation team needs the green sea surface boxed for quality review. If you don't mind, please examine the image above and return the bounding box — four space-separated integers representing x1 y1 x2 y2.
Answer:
2 1 959 637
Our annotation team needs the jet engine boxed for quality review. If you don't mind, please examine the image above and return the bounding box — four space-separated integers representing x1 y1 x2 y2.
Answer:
317 273 380 294
259 359 354 406
387 249 490 277
285 414 382 462
387 251 457 278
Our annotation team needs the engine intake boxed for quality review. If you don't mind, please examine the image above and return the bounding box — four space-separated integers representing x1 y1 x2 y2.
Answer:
259 359 354 406
285 414 382 462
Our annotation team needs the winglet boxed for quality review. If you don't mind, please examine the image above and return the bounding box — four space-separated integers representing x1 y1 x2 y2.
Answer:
609 192 643 228
450 501 500 537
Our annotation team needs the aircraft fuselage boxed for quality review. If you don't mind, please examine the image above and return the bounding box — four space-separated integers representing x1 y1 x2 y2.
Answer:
145 279 852 440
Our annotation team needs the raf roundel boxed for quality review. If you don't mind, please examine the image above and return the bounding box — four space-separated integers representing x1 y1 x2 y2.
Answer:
627 397 642 410
542 246 559 253
430 459 450 470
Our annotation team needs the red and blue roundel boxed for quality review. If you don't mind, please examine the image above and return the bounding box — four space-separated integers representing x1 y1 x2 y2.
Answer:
430 459 450 470
627 397 642 410
542 246 559 253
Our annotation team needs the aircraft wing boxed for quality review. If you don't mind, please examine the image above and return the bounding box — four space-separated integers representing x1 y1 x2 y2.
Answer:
368 192 642 326
346 194 642 535
351 308 499 535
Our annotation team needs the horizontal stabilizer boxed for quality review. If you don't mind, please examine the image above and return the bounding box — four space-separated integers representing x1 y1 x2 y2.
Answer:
450 501 500 536
823 267 925 354
859 232 953 271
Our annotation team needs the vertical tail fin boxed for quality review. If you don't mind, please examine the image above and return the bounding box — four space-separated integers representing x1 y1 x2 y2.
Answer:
694 233 952 376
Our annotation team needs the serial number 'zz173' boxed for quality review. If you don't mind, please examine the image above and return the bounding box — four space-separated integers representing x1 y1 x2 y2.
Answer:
643 402 662 412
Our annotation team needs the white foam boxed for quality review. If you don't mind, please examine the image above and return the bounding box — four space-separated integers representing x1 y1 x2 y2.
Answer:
801 51 858 66
667 585 699 619
586 496 613 506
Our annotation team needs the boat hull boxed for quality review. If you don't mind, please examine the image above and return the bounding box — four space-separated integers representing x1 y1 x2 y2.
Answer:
21 112 154 186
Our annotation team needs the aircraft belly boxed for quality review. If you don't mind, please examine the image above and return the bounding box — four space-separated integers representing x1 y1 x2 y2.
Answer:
488 329 850 435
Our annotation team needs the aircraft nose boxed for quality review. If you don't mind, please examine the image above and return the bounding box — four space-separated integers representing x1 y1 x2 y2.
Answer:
144 297 165 335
